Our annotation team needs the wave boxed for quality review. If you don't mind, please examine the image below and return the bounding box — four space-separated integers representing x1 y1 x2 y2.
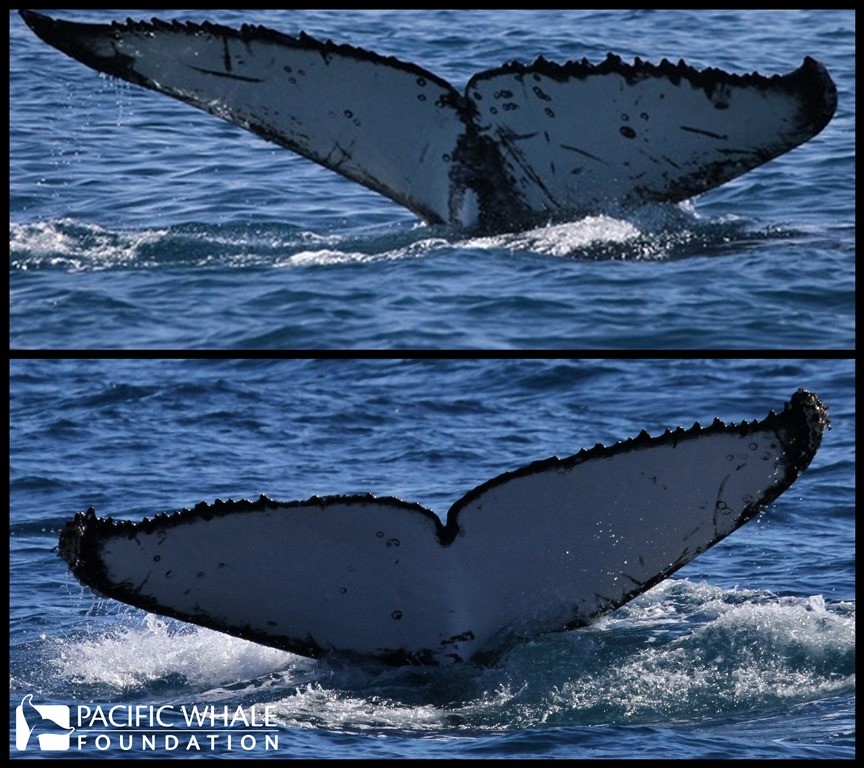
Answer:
9 206 791 272
43 579 854 731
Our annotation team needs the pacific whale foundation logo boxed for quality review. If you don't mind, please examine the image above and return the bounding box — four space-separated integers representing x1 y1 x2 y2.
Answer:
15 695 75 751
15 695 280 753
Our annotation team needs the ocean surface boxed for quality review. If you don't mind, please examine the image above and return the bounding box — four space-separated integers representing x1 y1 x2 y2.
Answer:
9 359 855 759
8 9 856 350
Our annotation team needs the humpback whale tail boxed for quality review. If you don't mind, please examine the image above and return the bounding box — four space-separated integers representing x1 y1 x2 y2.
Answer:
20 10 836 232
58 390 827 665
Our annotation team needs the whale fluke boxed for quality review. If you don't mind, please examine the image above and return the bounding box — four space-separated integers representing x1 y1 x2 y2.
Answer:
20 10 837 232
58 390 828 665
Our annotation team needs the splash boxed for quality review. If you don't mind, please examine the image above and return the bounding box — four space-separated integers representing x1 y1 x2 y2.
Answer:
8 219 439 271
466 216 643 257
542 589 855 726
286 237 451 267
10 205 761 272
52 614 298 692
46 581 853 731
10 219 168 272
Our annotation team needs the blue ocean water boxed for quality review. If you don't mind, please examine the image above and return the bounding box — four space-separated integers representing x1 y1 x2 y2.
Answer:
8 9 856 350
9 359 855 759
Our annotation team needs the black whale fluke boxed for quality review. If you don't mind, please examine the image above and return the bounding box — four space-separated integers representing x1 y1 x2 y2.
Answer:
58 390 828 665
20 10 836 232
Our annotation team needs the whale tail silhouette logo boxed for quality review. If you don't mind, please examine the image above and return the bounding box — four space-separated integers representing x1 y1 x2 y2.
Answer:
15 694 75 751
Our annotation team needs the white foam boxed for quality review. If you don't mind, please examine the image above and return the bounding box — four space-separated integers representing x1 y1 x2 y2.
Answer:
548 586 855 722
11 209 702 271
10 219 167 271
53 614 298 691
10 219 450 270
465 216 643 257
48 582 854 730
285 237 450 267
276 683 448 730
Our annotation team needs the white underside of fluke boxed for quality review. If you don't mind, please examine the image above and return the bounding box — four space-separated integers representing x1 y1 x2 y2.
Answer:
59 390 827 664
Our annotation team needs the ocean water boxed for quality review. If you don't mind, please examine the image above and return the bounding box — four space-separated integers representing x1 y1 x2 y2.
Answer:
8 9 856 350
9 358 855 759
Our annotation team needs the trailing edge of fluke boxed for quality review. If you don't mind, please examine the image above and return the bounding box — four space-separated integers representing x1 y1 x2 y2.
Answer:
59 389 828 665
20 10 837 231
